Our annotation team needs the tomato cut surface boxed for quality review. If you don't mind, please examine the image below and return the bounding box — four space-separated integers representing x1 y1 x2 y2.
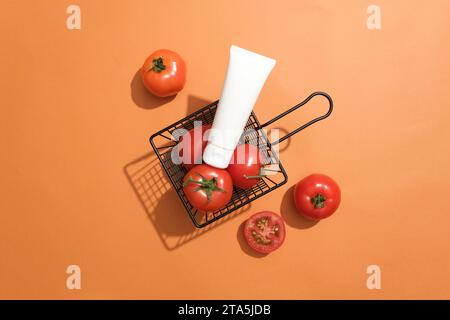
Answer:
243 211 286 254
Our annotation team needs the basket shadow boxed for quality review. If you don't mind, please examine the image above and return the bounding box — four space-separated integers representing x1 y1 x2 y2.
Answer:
266 126 291 153
280 185 319 229
130 69 176 109
124 150 250 251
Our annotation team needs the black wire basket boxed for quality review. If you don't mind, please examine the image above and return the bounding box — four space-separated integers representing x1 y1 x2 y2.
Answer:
150 91 333 228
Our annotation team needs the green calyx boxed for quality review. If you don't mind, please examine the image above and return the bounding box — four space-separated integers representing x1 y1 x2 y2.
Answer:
148 56 166 73
183 173 226 202
311 193 326 209
243 168 266 180
243 173 266 180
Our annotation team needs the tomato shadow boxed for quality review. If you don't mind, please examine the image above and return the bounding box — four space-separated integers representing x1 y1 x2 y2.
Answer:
280 185 319 229
236 221 268 258
124 149 249 251
130 69 176 109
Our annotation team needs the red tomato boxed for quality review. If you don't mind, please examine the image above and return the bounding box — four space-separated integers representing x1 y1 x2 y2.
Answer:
178 124 211 170
227 144 264 189
244 211 286 254
182 164 233 212
141 49 186 97
294 174 341 220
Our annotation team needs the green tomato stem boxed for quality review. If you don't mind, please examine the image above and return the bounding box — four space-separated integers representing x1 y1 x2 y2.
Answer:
148 56 166 73
311 193 326 209
183 175 226 202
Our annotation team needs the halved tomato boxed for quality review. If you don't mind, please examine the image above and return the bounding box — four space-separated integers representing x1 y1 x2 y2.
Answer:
243 211 286 254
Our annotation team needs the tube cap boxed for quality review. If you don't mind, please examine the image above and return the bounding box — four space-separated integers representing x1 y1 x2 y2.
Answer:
203 143 233 169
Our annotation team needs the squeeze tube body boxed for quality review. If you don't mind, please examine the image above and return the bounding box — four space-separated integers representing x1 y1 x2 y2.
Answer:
203 45 276 169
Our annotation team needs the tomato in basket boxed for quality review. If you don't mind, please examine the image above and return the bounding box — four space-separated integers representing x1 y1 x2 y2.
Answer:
178 124 211 170
227 144 264 189
182 164 233 212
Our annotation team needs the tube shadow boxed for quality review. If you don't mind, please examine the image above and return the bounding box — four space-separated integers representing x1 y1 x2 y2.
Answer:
130 69 176 109
124 150 250 250
186 95 213 116
280 185 319 229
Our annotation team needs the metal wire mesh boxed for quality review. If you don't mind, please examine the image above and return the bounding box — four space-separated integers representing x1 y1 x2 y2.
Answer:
150 100 288 228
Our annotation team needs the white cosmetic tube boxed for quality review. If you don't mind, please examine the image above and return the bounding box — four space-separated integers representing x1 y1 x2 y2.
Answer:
203 45 276 169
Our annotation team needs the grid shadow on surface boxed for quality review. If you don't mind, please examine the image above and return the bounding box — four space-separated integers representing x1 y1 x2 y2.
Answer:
124 151 251 250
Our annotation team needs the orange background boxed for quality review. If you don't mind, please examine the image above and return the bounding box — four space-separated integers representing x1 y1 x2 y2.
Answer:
1 0 450 299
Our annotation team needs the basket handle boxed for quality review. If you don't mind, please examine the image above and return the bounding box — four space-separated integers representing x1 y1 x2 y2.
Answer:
260 91 333 146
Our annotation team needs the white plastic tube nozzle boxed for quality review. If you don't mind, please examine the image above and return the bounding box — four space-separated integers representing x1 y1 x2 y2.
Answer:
203 45 276 169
